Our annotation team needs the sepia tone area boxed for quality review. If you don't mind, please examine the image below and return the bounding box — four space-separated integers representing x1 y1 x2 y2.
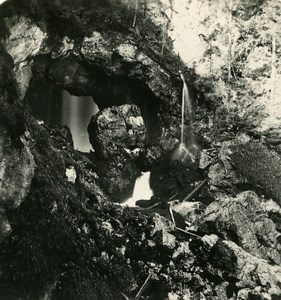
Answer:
0 0 280 299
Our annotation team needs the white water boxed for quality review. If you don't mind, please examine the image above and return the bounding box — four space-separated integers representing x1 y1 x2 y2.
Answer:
121 172 153 207
61 91 99 152
180 71 192 145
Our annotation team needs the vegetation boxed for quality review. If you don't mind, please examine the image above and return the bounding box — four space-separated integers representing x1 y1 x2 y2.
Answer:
231 141 281 205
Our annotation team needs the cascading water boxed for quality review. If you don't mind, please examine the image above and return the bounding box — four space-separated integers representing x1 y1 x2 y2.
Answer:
180 70 193 145
26 82 99 152
172 71 200 163
121 172 153 207
61 91 99 152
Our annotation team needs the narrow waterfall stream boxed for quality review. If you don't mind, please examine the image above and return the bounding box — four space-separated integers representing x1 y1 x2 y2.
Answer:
180 71 192 145
121 172 153 207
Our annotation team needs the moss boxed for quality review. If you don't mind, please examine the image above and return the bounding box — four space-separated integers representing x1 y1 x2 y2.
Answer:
230 142 281 205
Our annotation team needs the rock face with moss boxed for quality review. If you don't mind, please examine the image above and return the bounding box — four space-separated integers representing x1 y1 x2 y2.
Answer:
0 1 281 300
88 104 146 159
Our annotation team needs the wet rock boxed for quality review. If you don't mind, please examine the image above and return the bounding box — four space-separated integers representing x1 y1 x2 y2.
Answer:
199 191 281 264
88 104 146 159
137 145 164 171
199 149 214 169
95 153 141 202
150 160 204 202
159 128 179 153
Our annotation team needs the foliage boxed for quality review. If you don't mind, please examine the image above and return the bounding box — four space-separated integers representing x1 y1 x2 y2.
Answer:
230 141 281 205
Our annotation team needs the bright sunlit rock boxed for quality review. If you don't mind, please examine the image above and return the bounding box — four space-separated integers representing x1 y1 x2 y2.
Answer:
121 172 153 207
65 166 76 183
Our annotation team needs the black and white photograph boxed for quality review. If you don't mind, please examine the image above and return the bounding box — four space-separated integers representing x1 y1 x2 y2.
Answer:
0 0 280 299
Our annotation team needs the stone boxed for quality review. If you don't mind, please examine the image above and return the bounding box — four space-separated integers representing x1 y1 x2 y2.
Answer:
155 230 176 251
88 104 146 159
149 213 176 236
5 16 49 100
0 131 35 209
5 16 48 64
65 166 76 183
199 149 214 169
47 57 94 95
201 234 219 248
100 221 113 234
137 145 163 171
223 240 281 298
14 62 32 100
172 242 191 259
0 208 12 242
167 292 180 300
51 36 75 59
171 201 202 225
263 199 281 215
199 191 281 264
95 153 141 202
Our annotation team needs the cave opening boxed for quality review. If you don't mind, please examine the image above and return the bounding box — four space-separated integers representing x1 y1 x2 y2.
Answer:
24 72 162 153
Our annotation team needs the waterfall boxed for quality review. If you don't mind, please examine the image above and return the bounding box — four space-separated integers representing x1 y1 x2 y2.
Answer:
121 172 153 207
27 82 99 153
61 91 99 152
172 72 200 163
180 71 192 145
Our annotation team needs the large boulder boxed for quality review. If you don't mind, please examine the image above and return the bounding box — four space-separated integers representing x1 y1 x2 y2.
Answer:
199 191 281 264
88 104 146 159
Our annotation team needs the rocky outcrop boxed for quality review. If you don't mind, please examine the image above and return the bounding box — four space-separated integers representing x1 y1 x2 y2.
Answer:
0 131 35 209
4 16 49 99
95 153 141 202
88 104 146 159
87 104 145 201
199 191 281 265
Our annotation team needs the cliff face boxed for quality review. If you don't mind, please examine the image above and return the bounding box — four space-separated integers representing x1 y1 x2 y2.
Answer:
0 1 281 300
